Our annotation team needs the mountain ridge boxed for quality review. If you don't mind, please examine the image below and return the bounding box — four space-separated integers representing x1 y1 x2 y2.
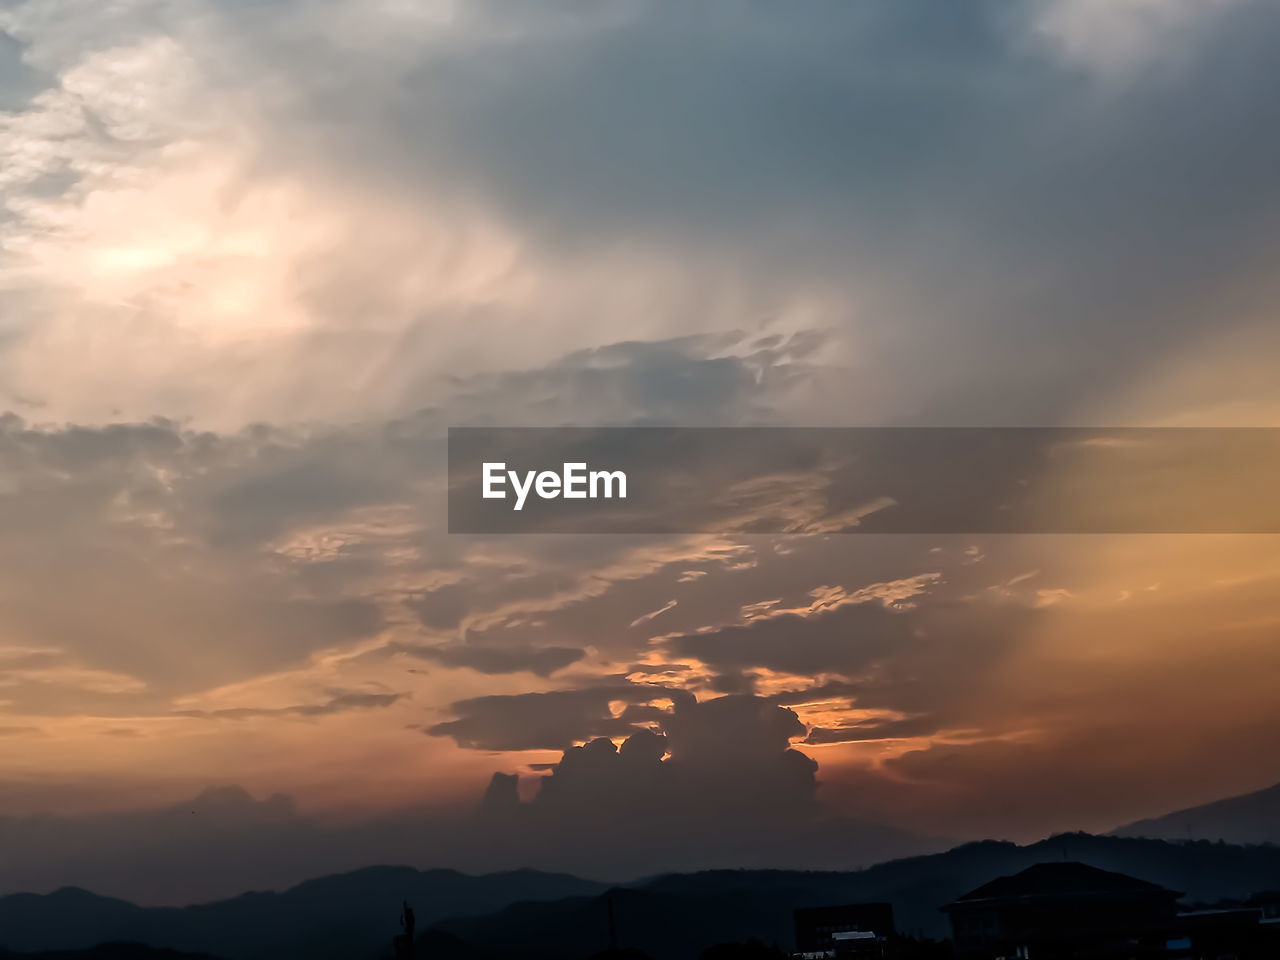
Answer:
0 866 604 960
1112 781 1280 844
6 834 1280 960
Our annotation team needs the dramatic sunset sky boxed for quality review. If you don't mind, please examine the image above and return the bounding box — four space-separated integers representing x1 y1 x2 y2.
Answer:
0 0 1279 901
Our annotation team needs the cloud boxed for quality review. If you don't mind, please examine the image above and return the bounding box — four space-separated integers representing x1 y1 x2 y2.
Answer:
462 691 940 876
173 690 406 722
661 592 917 682
0 415 404 716
102 727 143 738
428 684 689 751
803 714 943 746
396 643 585 677
1030 0 1251 74
628 600 677 628
524 694 818 818
0 0 1276 429
437 683 838 824
0 339 833 724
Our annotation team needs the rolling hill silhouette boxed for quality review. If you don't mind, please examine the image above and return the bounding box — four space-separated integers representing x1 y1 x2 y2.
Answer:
430 833 1280 957
0 785 942 905
0 868 602 960
0 946 219 960
4 834 1280 960
1112 781 1280 844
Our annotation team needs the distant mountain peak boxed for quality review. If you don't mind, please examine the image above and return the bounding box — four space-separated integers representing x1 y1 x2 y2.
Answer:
1112 781 1280 844
173 785 299 824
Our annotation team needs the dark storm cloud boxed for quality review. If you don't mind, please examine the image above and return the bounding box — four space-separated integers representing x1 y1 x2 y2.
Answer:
464 691 940 875
525 694 818 817
435 687 827 817
427 684 692 751
661 692 811 778
395 642 585 677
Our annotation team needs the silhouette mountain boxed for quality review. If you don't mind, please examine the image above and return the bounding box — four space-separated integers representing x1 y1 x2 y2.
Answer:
0 868 602 960
1111 781 1280 844
5 835 1280 960
0 784 940 905
0 946 219 960
0 786 327 905
431 834 1280 956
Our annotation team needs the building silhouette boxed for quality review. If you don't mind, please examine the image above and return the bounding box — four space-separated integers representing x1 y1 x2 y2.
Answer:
943 861 1280 959
794 903 895 958
944 862 1180 958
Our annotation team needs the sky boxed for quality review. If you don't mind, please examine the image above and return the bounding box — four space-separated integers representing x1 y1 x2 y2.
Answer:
0 0 1279 901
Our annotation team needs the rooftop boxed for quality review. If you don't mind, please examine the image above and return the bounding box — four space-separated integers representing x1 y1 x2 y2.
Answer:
950 861 1177 905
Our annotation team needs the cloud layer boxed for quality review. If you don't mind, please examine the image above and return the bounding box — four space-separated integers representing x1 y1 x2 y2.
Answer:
0 0 1277 897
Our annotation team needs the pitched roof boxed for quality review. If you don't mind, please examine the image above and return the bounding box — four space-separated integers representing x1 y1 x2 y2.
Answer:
952 862 1173 904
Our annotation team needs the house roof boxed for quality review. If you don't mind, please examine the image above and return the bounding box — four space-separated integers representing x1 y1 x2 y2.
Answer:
950 862 1175 905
